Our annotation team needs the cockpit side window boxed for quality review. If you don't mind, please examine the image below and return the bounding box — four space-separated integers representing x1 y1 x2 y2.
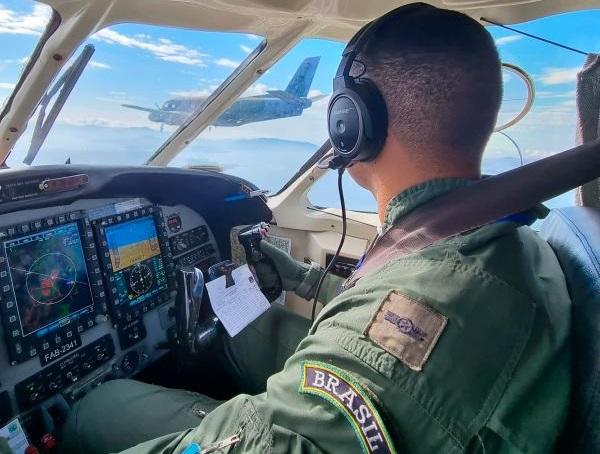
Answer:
309 9 600 213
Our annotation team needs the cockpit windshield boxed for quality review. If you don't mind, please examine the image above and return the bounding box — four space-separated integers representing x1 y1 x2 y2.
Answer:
5 2 263 167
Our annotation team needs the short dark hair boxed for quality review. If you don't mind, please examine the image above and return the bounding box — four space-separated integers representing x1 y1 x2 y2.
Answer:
358 5 502 164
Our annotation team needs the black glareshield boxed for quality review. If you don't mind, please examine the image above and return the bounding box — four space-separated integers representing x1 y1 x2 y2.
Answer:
238 223 282 302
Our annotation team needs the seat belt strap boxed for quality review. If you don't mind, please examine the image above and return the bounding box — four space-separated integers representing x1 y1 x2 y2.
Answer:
345 137 600 288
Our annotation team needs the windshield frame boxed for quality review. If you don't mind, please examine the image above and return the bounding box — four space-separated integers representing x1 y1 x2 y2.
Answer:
0 8 60 134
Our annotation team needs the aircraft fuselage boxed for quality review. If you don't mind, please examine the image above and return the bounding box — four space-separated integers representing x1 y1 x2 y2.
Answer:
149 95 312 127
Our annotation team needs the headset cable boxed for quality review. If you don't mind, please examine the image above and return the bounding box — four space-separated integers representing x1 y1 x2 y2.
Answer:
311 167 347 321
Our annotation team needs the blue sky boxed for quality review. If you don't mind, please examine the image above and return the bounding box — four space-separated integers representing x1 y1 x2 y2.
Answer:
0 1 598 210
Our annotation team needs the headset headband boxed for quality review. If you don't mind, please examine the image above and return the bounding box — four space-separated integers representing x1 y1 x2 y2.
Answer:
333 3 433 90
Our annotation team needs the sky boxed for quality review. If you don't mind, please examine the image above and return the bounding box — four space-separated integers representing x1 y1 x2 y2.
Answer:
0 1 598 212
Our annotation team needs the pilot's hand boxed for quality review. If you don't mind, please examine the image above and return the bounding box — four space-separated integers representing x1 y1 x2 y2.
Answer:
0 436 10 454
254 240 322 300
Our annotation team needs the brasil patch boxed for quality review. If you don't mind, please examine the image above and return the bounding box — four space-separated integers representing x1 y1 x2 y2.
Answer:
299 361 397 454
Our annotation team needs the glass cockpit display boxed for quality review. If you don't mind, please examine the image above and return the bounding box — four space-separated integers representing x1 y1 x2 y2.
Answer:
0 211 106 365
3 223 94 338
103 216 168 309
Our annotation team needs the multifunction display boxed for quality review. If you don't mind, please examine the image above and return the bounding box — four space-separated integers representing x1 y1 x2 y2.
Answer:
93 206 174 325
0 211 105 365
105 216 168 308
4 223 93 338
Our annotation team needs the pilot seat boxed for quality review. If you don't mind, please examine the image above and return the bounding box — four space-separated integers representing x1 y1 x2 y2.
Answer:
539 206 600 453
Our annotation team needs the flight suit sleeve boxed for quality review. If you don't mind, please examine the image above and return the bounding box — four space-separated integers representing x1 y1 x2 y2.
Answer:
119 320 401 454
256 240 345 305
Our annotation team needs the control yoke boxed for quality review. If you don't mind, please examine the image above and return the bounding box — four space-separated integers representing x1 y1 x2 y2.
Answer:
174 266 220 355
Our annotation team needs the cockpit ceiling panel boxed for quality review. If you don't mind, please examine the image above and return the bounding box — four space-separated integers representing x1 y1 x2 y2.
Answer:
41 0 600 41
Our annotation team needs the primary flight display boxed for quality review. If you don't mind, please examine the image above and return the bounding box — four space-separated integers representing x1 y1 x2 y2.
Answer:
104 216 168 308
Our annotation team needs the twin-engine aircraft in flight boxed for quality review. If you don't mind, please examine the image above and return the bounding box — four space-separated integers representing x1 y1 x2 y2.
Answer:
122 56 325 128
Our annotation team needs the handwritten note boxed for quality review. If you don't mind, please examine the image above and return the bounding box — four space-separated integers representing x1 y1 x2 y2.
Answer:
206 264 270 337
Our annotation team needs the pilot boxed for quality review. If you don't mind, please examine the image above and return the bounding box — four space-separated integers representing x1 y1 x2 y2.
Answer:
61 3 571 453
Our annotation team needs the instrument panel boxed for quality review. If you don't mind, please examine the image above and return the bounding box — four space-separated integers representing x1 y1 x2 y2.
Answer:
0 198 221 428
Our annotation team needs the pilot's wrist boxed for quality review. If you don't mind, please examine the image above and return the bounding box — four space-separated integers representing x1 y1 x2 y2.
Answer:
295 261 324 300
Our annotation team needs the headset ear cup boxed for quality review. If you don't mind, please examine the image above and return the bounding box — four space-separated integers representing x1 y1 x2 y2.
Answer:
327 81 388 165
353 79 388 161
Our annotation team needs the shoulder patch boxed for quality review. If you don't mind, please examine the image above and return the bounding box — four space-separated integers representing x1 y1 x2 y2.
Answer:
299 361 397 454
364 291 447 371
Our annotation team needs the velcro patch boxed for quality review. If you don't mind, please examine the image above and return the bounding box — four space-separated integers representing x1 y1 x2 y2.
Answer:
299 361 396 454
364 291 447 371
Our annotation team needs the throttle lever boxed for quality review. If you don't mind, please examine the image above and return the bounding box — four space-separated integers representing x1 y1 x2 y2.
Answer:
174 266 204 354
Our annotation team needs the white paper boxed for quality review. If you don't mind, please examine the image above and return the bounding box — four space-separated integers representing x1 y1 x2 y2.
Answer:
0 419 28 454
206 264 270 337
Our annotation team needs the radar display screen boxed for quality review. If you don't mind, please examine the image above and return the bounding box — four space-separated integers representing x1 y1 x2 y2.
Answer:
104 216 168 308
3 223 94 337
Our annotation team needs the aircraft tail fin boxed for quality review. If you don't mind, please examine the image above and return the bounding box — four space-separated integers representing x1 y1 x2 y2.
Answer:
285 56 320 98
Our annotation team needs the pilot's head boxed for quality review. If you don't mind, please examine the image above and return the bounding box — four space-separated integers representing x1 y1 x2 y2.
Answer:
345 4 502 204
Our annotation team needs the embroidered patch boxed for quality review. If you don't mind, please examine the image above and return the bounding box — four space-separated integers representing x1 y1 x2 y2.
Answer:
299 361 397 454
364 291 447 371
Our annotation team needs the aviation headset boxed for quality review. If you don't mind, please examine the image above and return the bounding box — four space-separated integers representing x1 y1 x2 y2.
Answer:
327 3 432 169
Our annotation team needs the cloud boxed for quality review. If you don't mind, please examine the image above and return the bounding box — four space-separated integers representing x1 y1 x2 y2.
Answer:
537 90 576 99
93 28 208 66
2 57 30 66
0 3 50 36
215 58 240 69
243 83 272 96
494 35 523 46
89 61 111 69
510 99 577 133
58 117 141 129
0 82 15 90
169 85 218 98
538 67 580 85
308 89 324 97
240 45 253 54
55 104 169 130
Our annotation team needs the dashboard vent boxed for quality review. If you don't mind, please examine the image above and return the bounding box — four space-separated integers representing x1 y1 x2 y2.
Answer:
325 253 359 279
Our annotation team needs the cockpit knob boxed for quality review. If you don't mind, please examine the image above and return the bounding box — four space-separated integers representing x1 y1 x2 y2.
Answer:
24 445 40 454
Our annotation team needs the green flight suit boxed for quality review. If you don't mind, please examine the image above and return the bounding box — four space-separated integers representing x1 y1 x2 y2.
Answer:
62 178 571 454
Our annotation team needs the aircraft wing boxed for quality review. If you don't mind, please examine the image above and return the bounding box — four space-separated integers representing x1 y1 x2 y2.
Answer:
121 104 162 113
